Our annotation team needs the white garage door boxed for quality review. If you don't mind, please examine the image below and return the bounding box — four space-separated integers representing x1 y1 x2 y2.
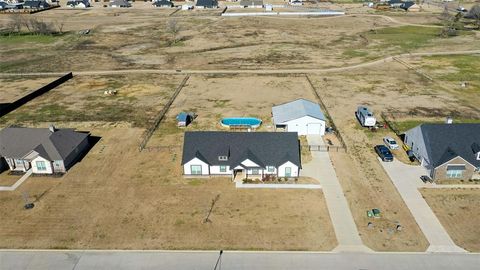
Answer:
307 123 321 134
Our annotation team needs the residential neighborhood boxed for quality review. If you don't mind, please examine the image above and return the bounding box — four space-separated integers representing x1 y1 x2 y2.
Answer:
0 0 479 269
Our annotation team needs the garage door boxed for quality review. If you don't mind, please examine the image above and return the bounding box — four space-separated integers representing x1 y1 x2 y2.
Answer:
307 123 321 134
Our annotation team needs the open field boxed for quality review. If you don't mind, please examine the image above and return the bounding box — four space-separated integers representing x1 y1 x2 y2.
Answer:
0 127 336 250
421 188 480 252
0 74 183 127
1 8 479 73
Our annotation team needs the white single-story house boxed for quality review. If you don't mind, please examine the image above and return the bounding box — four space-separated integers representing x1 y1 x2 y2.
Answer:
152 0 173 8
195 0 218 9
0 126 90 175
272 98 326 136
182 131 301 179
109 0 131 8
66 0 90 8
404 123 480 181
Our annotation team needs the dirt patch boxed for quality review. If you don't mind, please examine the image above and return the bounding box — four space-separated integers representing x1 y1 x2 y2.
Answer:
421 188 480 252
0 77 59 104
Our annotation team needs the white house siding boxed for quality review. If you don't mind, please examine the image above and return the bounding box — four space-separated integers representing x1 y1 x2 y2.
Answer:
183 157 210 175
209 165 232 175
31 156 53 174
278 161 299 177
240 159 260 167
281 116 325 136
53 160 66 173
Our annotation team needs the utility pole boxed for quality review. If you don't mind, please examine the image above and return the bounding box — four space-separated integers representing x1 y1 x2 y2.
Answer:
213 250 223 270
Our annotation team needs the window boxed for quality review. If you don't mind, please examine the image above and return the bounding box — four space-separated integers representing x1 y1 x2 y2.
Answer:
36 161 47 171
191 165 202 175
285 167 292 177
251 168 259 175
267 166 275 173
220 165 227 173
15 159 23 165
446 165 465 179
218 156 228 161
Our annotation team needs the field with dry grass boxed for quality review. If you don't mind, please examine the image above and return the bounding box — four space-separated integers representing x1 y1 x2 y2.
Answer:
421 188 480 252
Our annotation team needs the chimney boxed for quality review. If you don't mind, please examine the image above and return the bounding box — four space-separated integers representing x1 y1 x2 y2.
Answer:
49 125 56 133
446 117 453 124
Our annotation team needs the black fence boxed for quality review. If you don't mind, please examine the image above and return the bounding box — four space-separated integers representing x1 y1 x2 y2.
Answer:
0 72 73 118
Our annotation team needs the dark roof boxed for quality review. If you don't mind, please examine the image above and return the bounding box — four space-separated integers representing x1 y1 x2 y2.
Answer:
23 0 49 8
388 0 403 4
181 131 300 168
0 127 89 161
417 123 480 168
195 0 217 7
66 0 90 5
400 1 415 10
153 0 173 7
239 0 263 6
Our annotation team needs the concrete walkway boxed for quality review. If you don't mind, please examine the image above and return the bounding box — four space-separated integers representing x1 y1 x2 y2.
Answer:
235 182 322 189
0 170 32 191
303 135 371 252
381 160 466 253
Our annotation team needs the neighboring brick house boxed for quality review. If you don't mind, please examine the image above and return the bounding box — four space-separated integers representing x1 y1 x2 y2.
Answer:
181 131 301 179
404 123 480 181
0 126 90 175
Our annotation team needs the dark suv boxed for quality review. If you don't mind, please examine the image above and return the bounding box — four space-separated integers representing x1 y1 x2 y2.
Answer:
374 145 394 162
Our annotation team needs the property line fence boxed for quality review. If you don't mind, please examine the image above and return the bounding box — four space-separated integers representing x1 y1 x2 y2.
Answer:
142 145 181 152
301 144 346 152
138 75 190 151
0 72 73 118
380 112 402 137
304 74 348 152
392 57 434 82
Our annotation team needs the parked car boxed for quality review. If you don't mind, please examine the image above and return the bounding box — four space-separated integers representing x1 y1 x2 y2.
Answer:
406 150 416 162
420 175 433 183
457 6 467 12
383 137 399 150
374 145 394 162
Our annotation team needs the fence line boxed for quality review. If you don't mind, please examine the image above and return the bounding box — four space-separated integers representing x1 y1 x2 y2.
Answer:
304 74 348 152
139 75 190 151
392 57 434 81
301 144 346 152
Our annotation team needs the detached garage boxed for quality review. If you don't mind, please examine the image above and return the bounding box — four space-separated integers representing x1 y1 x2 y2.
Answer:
272 99 326 136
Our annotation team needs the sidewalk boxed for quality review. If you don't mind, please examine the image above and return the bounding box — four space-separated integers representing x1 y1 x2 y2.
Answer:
0 170 32 191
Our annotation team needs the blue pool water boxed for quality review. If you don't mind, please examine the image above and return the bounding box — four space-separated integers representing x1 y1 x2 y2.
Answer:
221 117 262 127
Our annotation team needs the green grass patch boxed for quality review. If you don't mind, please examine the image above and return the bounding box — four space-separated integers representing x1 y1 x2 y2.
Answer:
366 26 440 52
0 33 62 45
425 55 480 82
342 49 369 59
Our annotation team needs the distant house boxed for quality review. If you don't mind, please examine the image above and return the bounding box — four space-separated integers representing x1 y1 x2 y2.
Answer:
272 99 326 136
0 126 90 175
23 0 50 9
152 0 173 8
195 0 218 9
388 0 404 8
0 2 7 9
400 2 421 11
289 0 303 6
239 0 262 8
404 123 480 181
182 131 301 179
66 0 90 8
109 0 131 8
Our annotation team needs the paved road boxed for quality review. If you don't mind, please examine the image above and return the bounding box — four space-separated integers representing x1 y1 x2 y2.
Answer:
303 135 371 252
381 160 466 253
1 50 479 77
1 250 480 270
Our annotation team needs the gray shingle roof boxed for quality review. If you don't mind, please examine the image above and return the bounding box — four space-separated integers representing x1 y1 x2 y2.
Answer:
0 127 89 161
181 131 300 168
153 0 173 7
417 123 480 168
240 0 263 6
195 0 217 7
272 98 326 124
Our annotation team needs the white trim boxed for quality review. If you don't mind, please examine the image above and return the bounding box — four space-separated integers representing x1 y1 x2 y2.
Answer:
435 155 476 169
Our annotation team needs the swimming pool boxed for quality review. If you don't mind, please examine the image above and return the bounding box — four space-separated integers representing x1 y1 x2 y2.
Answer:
221 117 262 129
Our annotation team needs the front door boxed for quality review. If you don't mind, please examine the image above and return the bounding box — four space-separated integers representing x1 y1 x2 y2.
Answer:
285 167 292 177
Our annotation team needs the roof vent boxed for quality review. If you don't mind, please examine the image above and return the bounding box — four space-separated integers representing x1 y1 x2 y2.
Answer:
49 125 56 133
445 117 453 124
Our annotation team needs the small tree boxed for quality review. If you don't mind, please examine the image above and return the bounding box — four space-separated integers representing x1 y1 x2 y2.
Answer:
166 19 181 45
467 4 480 29
439 6 463 37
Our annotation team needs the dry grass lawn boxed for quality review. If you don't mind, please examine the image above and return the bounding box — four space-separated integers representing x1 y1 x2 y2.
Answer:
0 77 60 104
0 127 336 250
421 188 480 252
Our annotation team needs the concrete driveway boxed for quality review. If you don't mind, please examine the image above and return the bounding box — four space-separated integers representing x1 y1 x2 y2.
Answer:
381 160 466 253
303 135 371 252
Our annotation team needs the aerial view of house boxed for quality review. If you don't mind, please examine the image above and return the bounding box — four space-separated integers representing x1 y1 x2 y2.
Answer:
404 123 480 181
182 131 301 179
195 0 218 9
272 99 326 136
152 0 174 8
66 0 90 8
0 126 90 174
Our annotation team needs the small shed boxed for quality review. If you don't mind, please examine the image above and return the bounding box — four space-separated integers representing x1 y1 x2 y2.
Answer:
176 112 196 127
272 99 326 136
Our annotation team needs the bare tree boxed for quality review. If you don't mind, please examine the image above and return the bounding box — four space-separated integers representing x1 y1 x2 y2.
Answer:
467 4 480 29
439 6 462 37
166 18 181 45
203 194 220 223
6 13 23 33
54 19 66 34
